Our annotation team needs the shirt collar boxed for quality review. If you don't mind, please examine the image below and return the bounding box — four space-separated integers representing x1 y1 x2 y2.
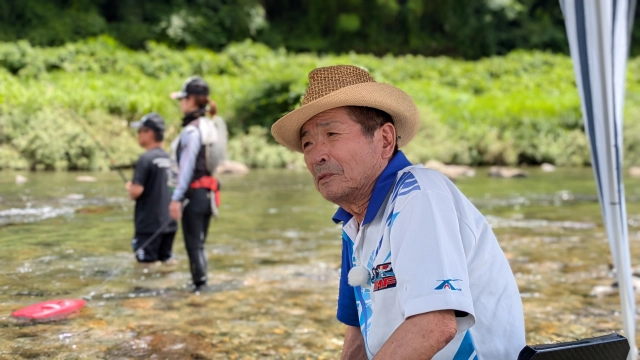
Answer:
332 151 412 225
181 109 206 127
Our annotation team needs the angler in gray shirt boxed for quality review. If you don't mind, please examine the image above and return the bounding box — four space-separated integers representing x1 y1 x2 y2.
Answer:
169 77 220 291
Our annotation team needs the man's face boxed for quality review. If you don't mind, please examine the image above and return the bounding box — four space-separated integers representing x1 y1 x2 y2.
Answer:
300 107 387 205
137 127 154 147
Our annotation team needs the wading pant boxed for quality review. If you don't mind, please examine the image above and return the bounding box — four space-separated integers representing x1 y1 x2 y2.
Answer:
182 188 212 287
132 231 176 263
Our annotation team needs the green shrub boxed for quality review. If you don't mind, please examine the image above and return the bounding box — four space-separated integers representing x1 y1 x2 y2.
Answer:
227 126 304 169
230 76 305 137
0 144 28 170
0 107 139 170
0 37 639 170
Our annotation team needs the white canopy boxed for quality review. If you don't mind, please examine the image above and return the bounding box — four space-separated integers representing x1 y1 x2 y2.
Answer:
561 0 637 358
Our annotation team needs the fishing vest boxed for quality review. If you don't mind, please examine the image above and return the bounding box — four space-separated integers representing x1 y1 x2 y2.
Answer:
176 120 210 182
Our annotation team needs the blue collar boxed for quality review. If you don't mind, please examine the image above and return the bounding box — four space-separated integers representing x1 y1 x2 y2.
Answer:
332 151 412 225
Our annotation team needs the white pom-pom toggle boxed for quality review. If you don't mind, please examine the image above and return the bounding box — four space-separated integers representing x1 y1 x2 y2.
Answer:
348 265 371 287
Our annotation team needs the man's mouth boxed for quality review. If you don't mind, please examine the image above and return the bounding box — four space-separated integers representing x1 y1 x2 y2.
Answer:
317 173 334 182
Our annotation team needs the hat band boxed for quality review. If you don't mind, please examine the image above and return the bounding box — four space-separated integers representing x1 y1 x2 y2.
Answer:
186 89 209 96
140 120 163 133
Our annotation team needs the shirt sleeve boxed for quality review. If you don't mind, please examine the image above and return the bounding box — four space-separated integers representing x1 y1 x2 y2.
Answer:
337 237 359 327
171 128 201 201
132 155 149 187
389 189 476 333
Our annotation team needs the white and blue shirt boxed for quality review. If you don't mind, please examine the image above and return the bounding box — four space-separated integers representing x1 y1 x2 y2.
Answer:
335 151 525 359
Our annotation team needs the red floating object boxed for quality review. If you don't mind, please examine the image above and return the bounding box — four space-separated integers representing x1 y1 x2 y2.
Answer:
12 299 86 320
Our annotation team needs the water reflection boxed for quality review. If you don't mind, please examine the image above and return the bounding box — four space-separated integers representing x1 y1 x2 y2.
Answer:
0 168 639 358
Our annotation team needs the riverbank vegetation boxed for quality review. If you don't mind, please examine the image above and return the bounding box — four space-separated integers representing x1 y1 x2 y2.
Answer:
1 37 640 170
0 0 570 59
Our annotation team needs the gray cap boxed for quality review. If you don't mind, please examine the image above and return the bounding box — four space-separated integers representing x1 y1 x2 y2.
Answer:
170 76 210 100
130 113 166 136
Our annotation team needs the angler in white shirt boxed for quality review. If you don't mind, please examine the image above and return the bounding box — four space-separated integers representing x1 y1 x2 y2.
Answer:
271 65 525 359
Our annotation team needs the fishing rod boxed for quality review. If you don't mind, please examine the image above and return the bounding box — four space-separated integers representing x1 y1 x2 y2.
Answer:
83 197 189 300
11 218 175 319
85 199 190 300
12 200 190 320
83 217 174 300
75 116 128 183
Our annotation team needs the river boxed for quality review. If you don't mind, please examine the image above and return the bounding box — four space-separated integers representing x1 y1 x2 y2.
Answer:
1 167 640 359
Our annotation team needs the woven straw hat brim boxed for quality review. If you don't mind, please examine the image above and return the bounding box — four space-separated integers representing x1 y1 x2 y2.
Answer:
271 82 420 153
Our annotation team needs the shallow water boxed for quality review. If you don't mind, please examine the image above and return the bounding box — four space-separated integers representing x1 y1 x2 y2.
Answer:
1 168 640 359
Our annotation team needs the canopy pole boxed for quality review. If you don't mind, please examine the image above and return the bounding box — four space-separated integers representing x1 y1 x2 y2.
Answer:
560 1 637 358
611 202 637 360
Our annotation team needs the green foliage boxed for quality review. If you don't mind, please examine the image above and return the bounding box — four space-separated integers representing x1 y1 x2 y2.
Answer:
6 0 640 60
256 0 565 58
0 145 28 170
0 107 139 170
231 76 305 137
0 38 640 170
0 0 619 59
623 107 640 167
0 0 263 50
227 127 304 169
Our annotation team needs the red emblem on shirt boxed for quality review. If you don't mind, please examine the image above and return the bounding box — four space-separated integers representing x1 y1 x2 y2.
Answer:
372 262 397 292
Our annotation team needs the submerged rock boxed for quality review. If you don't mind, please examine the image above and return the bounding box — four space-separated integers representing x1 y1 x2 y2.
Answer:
589 269 640 298
590 285 617 298
15 175 27 185
65 194 84 200
76 176 97 182
216 160 249 175
488 166 527 178
541 163 556 172
424 160 475 180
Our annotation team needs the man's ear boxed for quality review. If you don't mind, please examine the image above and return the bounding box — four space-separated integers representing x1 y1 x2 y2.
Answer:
379 123 397 159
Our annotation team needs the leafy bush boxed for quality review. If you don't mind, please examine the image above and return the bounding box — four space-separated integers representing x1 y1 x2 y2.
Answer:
227 127 304 169
0 0 263 50
231 76 305 137
0 107 139 170
0 37 640 170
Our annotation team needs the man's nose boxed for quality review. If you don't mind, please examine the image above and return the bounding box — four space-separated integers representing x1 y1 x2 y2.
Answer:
307 140 329 165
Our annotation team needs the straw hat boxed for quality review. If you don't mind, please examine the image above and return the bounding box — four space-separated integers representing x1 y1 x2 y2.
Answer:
271 65 420 152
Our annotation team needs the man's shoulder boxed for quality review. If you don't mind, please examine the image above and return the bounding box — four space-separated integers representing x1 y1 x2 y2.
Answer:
137 150 153 164
399 165 491 237
392 165 479 212
405 165 450 181
395 165 456 196
153 147 170 157
138 148 170 166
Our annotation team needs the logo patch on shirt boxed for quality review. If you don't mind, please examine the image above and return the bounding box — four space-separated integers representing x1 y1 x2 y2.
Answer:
435 279 463 291
372 262 396 292
152 158 171 168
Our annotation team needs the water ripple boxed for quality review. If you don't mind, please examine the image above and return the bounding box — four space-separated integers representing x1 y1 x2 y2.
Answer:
0 206 75 226
485 215 596 229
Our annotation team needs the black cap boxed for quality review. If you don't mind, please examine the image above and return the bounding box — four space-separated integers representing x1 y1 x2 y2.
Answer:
170 76 210 100
130 113 166 136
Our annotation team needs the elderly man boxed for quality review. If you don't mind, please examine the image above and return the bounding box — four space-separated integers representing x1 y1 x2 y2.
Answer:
271 66 525 359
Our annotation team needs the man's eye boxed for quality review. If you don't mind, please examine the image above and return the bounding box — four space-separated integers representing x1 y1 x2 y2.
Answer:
302 141 311 149
327 132 337 137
